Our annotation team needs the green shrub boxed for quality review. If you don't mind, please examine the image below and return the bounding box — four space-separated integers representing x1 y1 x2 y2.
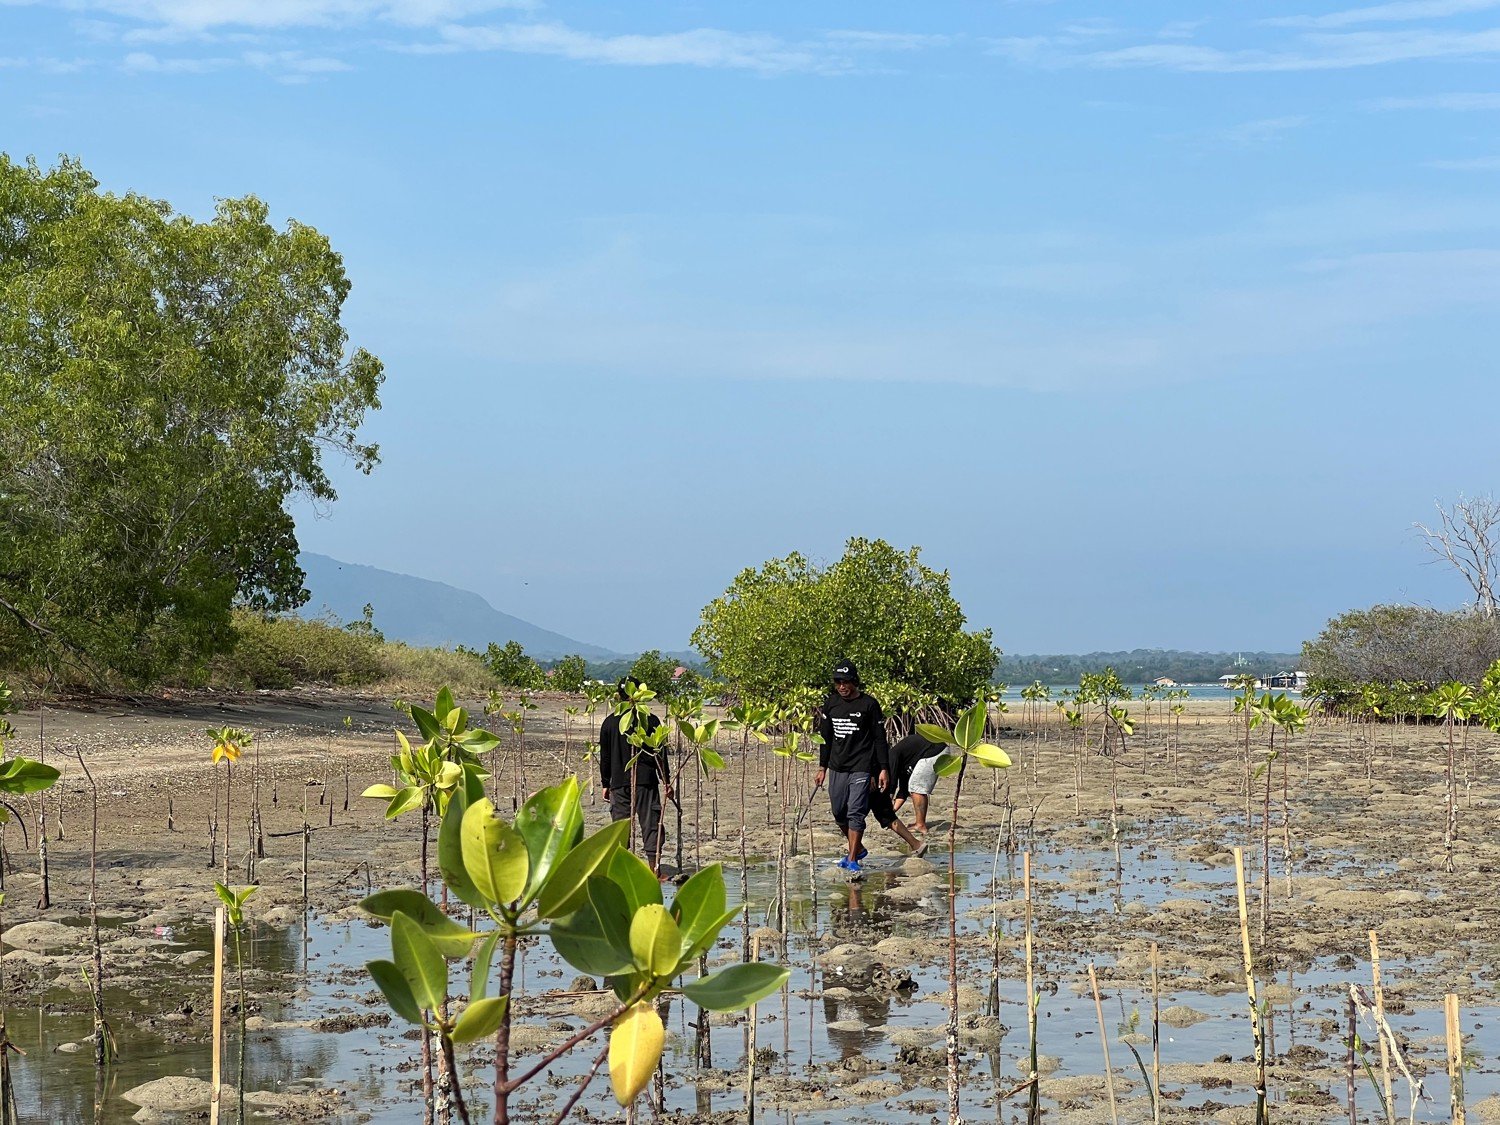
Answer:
483 640 546 689
208 611 384 688
547 653 587 694
169 612 498 695
376 643 497 696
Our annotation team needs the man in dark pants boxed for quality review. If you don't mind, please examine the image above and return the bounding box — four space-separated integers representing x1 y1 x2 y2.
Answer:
814 659 889 878
888 728 945 836
869 728 935 856
598 679 673 875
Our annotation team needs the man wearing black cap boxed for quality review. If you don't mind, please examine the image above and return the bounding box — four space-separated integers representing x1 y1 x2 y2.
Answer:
815 659 889 878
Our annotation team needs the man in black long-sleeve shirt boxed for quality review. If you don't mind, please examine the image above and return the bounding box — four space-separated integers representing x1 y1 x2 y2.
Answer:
598 679 673 875
814 659 889 877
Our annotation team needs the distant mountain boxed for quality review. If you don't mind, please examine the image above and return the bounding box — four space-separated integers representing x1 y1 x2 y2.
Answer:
298 553 619 660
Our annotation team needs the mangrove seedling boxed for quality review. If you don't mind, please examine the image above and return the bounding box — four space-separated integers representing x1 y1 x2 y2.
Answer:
917 698 1015 1125
214 882 258 1125
207 727 250 883
361 774 789 1123
1426 681 1473 873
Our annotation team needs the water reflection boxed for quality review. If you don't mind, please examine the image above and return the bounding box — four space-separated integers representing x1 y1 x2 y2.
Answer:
9 840 1499 1124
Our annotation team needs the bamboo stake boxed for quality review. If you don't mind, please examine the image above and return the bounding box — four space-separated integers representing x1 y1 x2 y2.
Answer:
1370 931 1395 1123
1088 963 1120 1125
210 904 225 1125
1233 847 1268 1125
1445 994 1466 1125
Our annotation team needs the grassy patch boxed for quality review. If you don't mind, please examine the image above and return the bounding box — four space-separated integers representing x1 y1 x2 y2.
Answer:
199 612 498 696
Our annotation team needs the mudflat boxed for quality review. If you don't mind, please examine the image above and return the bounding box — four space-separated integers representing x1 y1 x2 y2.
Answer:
3 689 1497 1123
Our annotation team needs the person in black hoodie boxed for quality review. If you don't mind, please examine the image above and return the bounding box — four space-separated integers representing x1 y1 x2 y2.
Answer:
815 658 890 877
598 678 673 875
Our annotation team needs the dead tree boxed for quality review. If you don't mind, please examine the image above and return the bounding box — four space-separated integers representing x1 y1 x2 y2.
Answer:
1416 494 1499 617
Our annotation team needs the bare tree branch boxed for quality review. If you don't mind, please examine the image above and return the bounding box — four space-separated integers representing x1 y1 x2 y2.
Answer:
1415 494 1499 618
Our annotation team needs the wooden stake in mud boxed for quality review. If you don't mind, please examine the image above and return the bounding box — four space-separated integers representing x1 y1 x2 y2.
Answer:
35 708 50 910
1346 992 1357 1125
1088 963 1120 1125
210 904 225 1125
1151 942 1162 1124
745 934 760 1125
1445 993 1466 1125
1369 931 1395 1123
1233 846 1268 1125
1024 851 1040 1125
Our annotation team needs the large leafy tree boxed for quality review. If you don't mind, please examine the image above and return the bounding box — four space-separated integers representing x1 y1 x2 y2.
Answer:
692 537 997 709
0 156 383 680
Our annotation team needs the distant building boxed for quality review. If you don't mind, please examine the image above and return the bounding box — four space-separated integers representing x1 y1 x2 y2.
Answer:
1267 670 1308 691
1153 677 1177 687
1219 674 1265 690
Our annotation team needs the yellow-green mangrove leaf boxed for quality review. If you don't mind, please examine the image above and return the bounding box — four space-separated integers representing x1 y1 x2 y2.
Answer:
628 904 682 978
609 1002 664 1106
367 958 423 1025
360 889 479 959
461 797 529 906
391 912 446 1013
535 817 629 921
682 962 790 1012
449 995 508 1044
968 743 1013 769
933 753 964 777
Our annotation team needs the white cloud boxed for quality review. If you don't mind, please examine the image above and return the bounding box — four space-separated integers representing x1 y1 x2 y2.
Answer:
121 46 348 76
1370 91 1500 108
1265 0 1500 29
1158 20 1206 40
44 0 533 32
122 48 227 70
243 49 350 74
1427 155 1500 168
0 52 91 71
1219 115 1310 144
991 6 1500 73
822 29 953 51
1077 27 1500 71
451 226 1500 393
429 22 866 74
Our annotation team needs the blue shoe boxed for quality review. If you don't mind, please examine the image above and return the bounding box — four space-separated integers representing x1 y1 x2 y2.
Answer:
836 856 857 872
856 845 868 862
845 860 864 880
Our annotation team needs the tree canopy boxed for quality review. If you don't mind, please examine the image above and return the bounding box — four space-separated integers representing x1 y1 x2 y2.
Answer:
1301 604 1500 692
691 537 996 711
483 641 546 690
0 156 383 680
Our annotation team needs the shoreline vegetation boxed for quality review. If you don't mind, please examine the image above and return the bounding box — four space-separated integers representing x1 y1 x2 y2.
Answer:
1 607 1314 703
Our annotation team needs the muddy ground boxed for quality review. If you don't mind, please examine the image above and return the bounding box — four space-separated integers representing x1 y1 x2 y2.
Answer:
3 689 1498 1123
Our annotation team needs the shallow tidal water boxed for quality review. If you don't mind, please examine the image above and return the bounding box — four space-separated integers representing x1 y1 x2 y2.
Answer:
12 837 1497 1124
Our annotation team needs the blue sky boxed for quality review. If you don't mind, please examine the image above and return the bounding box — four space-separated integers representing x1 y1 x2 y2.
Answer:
5 0 1499 654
